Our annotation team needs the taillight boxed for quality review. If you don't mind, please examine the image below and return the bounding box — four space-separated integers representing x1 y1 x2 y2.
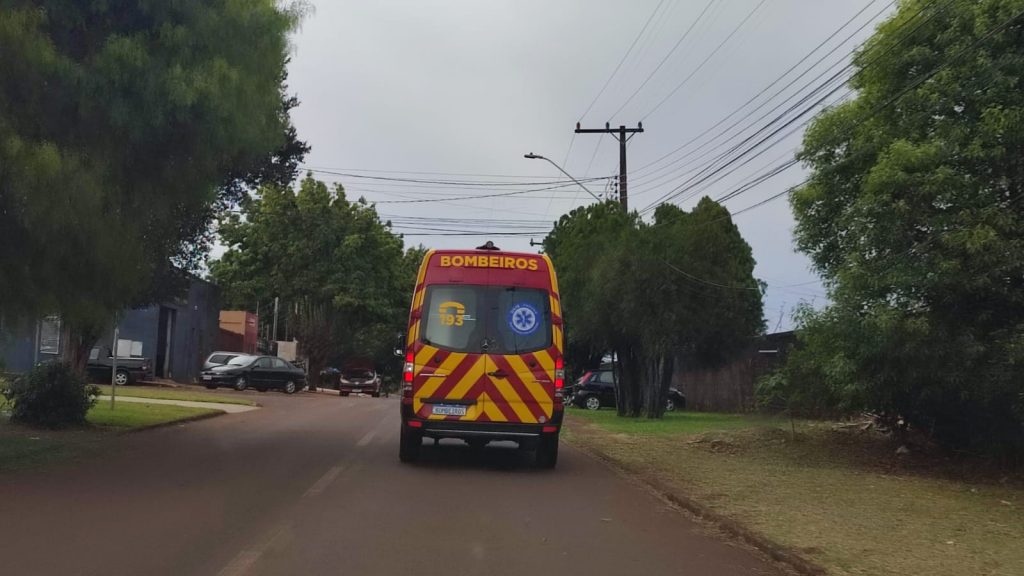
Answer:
554 356 565 402
402 351 414 393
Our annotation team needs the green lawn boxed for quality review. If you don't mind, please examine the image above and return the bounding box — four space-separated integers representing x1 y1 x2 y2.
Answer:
566 411 1024 576
0 423 106 472
567 406 787 435
97 385 256 406
1 401 222 473
87 401 221 428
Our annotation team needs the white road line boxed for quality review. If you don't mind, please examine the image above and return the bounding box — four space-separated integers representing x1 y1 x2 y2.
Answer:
304 465 344 497
217 551 261 576
357 429 377 447
217 524 290 576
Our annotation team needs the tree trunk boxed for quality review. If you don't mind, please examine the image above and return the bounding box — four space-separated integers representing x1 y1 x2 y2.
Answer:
640 354 674 418
616 347 644 417
61 320 102 375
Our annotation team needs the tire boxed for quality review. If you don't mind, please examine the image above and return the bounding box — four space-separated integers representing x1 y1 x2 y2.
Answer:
113 369 129 386
340 392 349 397
665 398 676 412
536 435 559 469
283 380 297 395
399 423 422 463
584 395 601 411
205 384 217 390
234 376 248 392
372 392 380 398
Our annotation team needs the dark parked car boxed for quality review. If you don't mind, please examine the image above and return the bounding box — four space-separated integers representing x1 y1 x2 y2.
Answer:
86 347 151 386
200 355 305 394
569 369 685 412
203 351 244 371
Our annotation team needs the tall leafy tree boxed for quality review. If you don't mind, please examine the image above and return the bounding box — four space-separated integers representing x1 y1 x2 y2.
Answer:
545 199 763 417
787 0 1024 455
0 1 302 366
211 176 418 388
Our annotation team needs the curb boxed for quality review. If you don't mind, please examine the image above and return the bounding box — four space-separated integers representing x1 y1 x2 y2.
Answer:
116 410 226 435
569 438 827 576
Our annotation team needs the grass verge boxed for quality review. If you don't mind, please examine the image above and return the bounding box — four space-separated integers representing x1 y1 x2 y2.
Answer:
97 385 257 406
565 408 1024 576
86 401 221 428
1 402 221 473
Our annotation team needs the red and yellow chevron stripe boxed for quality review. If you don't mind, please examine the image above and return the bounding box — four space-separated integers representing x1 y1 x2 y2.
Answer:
411 345 560 424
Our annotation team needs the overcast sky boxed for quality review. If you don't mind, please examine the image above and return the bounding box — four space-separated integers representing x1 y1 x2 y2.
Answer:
285 0 894 330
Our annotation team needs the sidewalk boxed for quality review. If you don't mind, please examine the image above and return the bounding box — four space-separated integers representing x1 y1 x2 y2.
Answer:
97 396 260 414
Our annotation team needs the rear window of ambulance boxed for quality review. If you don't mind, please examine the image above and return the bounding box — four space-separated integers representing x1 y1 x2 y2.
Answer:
421 285 551 354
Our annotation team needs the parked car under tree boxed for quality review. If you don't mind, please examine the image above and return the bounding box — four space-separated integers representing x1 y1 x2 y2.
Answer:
86 347 151 385
569 369 685 412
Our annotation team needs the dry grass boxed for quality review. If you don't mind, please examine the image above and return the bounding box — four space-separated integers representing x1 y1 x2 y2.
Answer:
565 411 1024 576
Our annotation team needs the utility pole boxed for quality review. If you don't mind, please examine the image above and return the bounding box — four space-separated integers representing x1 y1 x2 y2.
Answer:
575 122 644 211
110 325 119 409
272 296 279 343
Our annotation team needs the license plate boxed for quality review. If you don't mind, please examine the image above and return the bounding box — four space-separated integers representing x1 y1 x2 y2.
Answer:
431 405 467 417
202 375 212 381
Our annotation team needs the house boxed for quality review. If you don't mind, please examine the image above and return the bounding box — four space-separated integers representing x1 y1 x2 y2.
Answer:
0 315 63 373
1 277 220 383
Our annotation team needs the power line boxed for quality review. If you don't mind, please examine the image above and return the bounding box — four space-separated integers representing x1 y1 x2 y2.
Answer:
640 0 769 121
629 0 892 180
638 0 956 212
301 166 603 187
629 0 915 200
578 0 669 122
609 0 718 120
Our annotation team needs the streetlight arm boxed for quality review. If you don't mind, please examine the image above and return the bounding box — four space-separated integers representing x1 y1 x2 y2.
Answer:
524 153 602 202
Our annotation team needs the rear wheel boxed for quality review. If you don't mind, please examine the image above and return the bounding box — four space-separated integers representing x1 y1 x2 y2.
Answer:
234 376 248 392
371 391 380 398
283 380 297 395
340 392 349 397
536 435 559 469
584 395 601 411
665 398 677 412
113 369 129 386
205 384 217 390
399 423 422 463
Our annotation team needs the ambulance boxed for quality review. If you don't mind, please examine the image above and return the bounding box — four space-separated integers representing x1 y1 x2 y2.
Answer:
398 242 565 468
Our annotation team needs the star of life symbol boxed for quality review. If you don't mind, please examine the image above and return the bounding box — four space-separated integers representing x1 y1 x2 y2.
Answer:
508 303 539 336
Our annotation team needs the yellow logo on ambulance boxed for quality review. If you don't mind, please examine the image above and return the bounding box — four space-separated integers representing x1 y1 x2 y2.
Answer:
438 254 539 271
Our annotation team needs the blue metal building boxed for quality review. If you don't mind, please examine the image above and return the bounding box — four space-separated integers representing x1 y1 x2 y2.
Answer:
1 278 220 383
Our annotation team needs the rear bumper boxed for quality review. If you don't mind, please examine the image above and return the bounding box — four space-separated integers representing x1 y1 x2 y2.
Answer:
339 384 380 394
402 404 562 442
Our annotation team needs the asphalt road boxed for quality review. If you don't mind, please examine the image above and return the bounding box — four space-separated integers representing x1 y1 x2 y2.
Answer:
0 392 783 575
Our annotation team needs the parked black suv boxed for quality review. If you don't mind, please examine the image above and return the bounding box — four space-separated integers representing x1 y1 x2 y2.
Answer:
569 369 686 411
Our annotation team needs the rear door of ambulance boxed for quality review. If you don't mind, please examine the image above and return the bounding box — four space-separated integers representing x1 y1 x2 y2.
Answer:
480 272 557 427
412 261 489 423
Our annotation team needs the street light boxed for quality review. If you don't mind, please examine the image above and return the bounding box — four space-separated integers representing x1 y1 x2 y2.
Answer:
524 152 603 202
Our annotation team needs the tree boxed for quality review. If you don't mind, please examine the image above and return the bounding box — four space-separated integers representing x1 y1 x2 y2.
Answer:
545 199 764 417
0 1 302 368
787 0 1024 456
210 176 418 389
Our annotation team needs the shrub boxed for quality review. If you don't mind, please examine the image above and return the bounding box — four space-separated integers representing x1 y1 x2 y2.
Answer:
8 363 100 428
